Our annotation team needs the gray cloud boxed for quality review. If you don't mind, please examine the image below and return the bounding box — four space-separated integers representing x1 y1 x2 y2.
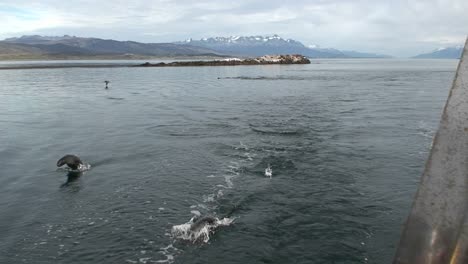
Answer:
0 0 466 56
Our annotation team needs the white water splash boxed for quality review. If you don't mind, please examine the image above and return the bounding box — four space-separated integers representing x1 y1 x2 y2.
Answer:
162 141 249 262
190 210 201 217
265 164 272 178
57 162 91 172
155 244 178 263
171 217 235 243
224 175 235 188
78 163 91 171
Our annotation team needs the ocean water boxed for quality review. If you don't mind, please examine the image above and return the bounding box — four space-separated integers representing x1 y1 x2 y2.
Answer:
0 59 458 263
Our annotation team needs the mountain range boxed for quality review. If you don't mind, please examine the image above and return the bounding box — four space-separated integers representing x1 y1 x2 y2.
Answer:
0 34 392 60
0 35 222 59
412 46 463 59
177 35 391 58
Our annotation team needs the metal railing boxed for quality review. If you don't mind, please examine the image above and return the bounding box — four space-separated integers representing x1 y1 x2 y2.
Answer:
394 37 468 264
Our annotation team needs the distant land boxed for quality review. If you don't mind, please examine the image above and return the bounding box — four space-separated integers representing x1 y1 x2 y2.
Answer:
0 35 223 60
176 35 391 58
0 34 392 60
412 46 463 59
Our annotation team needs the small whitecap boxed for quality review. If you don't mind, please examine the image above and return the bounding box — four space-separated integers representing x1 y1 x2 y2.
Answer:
190 210 201 216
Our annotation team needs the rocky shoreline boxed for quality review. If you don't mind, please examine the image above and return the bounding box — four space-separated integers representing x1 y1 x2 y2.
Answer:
137 54 310 67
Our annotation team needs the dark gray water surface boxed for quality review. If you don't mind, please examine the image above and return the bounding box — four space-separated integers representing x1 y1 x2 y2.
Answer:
0 59 458 263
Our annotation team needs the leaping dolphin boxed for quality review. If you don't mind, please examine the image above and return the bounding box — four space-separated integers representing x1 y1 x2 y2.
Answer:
57 154 83 170
190 216 217 233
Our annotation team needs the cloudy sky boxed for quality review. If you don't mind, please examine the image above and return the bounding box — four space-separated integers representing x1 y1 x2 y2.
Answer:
0 0 466 57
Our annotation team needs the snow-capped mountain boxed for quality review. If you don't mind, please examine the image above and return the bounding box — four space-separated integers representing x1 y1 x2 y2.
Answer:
177 35 343 58
177 35 391 58
413 46 463 59
183 35 302 46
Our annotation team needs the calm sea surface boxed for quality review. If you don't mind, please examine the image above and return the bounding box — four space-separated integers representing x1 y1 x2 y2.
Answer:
0 59 458 263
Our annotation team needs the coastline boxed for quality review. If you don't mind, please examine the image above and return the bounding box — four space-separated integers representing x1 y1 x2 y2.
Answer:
0 63 134 70
0 54 227 61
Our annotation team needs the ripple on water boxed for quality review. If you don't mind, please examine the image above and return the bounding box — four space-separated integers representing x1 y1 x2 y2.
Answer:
144 122 239 138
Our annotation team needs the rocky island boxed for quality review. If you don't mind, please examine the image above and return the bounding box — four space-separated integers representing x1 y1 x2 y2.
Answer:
0 54 310 70
137 54 310 67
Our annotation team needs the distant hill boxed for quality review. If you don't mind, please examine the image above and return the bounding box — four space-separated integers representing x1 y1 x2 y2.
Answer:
0 35 223 59
340 50 391 58
308 47 391 58
176 35 391 58
412 46 463 59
